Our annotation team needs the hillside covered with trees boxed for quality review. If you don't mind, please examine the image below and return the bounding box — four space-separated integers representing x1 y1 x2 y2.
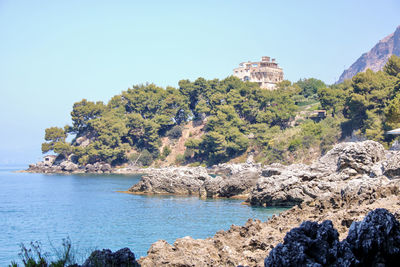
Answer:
41 55 400 167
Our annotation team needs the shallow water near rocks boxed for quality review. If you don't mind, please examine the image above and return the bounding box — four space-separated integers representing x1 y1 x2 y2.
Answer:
0 166 288 265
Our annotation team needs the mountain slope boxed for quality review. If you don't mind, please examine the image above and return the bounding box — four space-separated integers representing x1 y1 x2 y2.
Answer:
337 25 400 83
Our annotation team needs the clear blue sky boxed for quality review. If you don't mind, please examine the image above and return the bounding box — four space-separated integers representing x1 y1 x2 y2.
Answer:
0 0 399 165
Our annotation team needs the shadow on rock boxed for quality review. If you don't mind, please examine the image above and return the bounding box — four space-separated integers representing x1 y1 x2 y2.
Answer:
81 248 139 267
265 208 400 267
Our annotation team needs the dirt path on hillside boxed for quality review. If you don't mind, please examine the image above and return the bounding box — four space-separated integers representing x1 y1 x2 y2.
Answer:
158 121 204 166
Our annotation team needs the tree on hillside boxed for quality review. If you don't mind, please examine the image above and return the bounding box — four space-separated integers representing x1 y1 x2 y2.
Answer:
385 94 400 130
125 113 160 153
345 70 396 134
41 127 72 156
70 99 105 134
384 55 400 77
317 80 351 115
296 78 326 98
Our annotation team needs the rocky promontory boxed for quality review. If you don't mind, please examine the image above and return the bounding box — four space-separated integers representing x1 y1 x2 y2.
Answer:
128 140 400 207
127 164 260 199
26 159 113 174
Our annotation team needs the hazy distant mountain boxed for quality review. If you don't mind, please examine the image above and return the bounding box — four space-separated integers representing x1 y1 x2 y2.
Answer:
337 25 400 83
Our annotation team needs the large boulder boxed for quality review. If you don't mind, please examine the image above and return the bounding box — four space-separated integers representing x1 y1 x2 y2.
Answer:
248 164 328 206
205 164 261 198
128 167 210 197
344 208 400 266
264 220 353 266
60 161 79 172
75 136 91 148
209 163 262 176
264 209 400 267
84 162 112 173
82 247 139 267
337 140 385 174
85 164 96 173
383 152 400 179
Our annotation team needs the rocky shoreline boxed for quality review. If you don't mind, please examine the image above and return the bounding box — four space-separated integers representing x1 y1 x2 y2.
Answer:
138 171 400 266
23 140 400 266
128 140 400 207
130 140 400 266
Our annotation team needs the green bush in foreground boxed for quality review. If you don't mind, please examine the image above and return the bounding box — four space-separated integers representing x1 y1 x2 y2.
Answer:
10 238 76 267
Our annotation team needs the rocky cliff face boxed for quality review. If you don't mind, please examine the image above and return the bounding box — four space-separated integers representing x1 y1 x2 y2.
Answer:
337 25 400 83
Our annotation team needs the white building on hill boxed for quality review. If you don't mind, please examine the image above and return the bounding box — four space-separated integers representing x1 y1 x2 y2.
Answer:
233 56 284 89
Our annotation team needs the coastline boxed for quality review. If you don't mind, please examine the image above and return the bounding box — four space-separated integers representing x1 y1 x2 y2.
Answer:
17 140 400 266
22 140 400 207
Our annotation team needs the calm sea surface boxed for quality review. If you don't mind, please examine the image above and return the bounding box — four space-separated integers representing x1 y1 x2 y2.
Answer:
0 166 287 265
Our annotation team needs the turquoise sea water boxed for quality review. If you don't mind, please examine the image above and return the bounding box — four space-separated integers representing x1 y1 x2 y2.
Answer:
0 166 287 265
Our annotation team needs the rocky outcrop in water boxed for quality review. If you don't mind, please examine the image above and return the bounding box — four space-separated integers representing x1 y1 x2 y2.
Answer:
128 167 210 196
127 140 400 207
28 160 79 173
27 160 112 174
264 209 400 266
127 164 260 199
84 162 112 173
24 140 400 266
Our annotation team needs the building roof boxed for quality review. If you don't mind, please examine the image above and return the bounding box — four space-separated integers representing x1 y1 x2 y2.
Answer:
386 128 400 135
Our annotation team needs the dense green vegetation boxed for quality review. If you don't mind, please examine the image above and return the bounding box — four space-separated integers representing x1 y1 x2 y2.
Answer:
42 55 400 166
318 55 400 144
